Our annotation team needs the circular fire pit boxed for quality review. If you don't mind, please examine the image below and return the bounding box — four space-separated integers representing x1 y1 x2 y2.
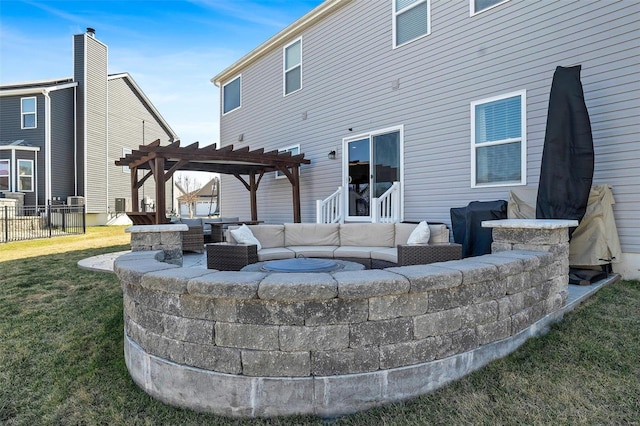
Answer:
241 258 365 273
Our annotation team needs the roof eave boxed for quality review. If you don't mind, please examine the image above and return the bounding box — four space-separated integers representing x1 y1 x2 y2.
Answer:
211 0 352 86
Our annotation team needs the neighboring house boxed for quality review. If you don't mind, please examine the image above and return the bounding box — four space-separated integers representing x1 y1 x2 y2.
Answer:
0 28 178 225
176 177 220 217
211 0 640 278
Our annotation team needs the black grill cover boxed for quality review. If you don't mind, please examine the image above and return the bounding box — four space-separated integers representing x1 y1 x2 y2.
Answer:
536 65 594 237
450 200 507 258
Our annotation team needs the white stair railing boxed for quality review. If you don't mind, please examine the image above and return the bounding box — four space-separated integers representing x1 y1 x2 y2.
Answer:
371 181 400 223
316 186 344 223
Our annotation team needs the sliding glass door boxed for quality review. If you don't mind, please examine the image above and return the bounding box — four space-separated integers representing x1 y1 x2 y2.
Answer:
344 127 402 221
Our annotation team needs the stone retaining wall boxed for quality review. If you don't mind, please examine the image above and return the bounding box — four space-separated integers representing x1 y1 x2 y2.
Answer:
116 220 575 418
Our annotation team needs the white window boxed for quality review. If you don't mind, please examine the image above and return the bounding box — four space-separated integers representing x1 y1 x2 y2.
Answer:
471 0 510 15
18 159 34 192
21 97 37 129
275 144 300 179
0 159 10 191
284 38 302 96
393 0 430 47
222 75 241 114
122 148 132 173
471 91 526 187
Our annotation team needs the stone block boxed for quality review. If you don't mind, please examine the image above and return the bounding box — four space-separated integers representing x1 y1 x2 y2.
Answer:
162 314 214 343
471 279 506 303
335 270 409 299
179 294 216 320
414 308 462 338
511 306 536 334
235 299 305 325
505 272 529 295
368 291 429 321
522 286 541 307
311 347 379 375
215 323 279 350
188 271 264 299
130 232 161 247
160 247 183 266
428 284 473 312
476 318 512 344
497 293 525 320
135 306 165 335
386 264 462 293
350 318 413 347
140 330 184 364
433 334 454 359
160 230 182 246
491 242 513 253
491 250 542 270
210 298 238 322
141 267 210 294
436 260 499 284
449 328 479 354
379 337 438 369
304 299 368 326
114 258 177 287
241 350 310 377
461 300 498 327
543 293 564 314
182 342 241 374
493 227 568 245
258 273 337 301
471 254 525 277
279 325 350 351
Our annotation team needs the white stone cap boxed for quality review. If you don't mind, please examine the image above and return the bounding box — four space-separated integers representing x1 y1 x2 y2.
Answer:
126 224 188 233
482 219 579 229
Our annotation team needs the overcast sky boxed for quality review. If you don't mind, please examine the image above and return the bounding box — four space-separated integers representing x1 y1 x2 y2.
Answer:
0 0 324 150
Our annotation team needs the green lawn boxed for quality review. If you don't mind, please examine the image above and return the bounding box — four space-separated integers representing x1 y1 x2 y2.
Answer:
1 227 639 424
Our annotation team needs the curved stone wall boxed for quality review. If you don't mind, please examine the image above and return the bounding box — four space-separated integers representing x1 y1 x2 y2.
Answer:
115 221 574 418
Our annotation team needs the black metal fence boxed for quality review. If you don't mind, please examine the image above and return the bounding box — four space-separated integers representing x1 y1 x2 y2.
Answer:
1 204 86 243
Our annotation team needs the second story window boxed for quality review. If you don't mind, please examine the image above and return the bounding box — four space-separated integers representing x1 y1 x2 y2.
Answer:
394 0 430 47
284 39 302 96
222 75 241 114
21 97 37 129
0 159 10 191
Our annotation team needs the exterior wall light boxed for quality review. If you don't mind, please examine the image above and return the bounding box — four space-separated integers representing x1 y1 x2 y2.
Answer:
328 150 336 160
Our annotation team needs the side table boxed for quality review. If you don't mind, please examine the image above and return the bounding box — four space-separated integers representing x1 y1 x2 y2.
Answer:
397 242 462 266
206 243 258 271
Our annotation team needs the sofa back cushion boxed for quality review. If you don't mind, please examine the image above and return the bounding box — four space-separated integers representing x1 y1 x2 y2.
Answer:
340 223 395 247
181 218 203 228
247 224 285 249
395 223 450 245
284 223 340 246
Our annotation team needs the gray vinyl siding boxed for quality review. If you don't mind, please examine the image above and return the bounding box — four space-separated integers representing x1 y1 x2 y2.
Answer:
73 35 86 201
218 0 640 254
107 76 174 214
75 33 108 214
49 88 76 202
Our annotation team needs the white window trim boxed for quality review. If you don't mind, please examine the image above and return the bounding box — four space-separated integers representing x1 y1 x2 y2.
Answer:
222 74 242 115
17 159 34 192
21 96 37 129
470 0 511 16
275 144 301 179
283 37 302 97
0 159 10 191
392 0 431 49
122 148 132 173
470 90 527 188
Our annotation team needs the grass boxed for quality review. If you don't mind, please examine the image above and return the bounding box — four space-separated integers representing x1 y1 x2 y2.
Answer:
1 227 639 425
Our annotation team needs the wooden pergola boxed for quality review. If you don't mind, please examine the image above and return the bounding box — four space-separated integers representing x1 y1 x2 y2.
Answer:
115 139 311 224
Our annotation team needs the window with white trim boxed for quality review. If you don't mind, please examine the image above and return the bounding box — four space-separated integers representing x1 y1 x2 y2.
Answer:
471 91 526 187
122 148 132 173
18 159 34 192
222 75 241 114
21 97 37 129
0 159 10 191
471 0 510 15
284 38 302 95
275 144 300 179
393 0 430 47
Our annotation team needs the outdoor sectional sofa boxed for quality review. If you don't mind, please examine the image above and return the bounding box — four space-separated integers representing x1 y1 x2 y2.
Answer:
207 222 462 270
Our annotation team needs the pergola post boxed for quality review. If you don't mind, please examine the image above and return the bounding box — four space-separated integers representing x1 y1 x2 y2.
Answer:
131 166 139 212
292 166 301 223
249 172 258 221
154 157 166 224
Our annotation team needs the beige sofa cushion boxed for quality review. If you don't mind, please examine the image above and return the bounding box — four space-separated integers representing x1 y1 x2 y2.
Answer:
395 223 449 245
284 223 340 246
258 247 295 261
247 224 285 249
287 246 338 258
370 247 398 263
334 246 378 259
339 223 395 247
